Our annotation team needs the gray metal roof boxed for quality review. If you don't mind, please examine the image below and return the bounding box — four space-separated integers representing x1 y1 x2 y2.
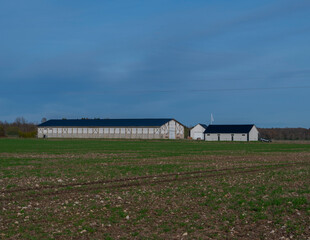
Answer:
38 118 176 127
204 124 255 134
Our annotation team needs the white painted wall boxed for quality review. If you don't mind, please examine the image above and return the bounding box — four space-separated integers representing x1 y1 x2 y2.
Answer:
205 134 218 141
233 134 248 141
219 134 232 141
249 126 259 141
190 124 207 140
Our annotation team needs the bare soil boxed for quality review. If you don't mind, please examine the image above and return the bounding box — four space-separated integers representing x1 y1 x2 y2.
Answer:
1 152 309 239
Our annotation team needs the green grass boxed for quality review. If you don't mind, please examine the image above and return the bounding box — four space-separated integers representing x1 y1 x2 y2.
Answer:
1 138 310 156
0 138 309 239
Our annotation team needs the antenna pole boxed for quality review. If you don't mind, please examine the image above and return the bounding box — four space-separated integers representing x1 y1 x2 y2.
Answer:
210 113 214 125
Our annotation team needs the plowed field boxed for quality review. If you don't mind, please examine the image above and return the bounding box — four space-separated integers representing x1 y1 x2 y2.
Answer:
1 139 309 239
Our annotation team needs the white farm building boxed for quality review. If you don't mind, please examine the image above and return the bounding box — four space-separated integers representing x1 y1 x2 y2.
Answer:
37 118 185 139
204 124 259 141
190 124 208 140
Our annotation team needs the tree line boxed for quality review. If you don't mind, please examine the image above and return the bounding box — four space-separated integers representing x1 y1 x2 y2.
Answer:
258 128 310 140
0 117 37 138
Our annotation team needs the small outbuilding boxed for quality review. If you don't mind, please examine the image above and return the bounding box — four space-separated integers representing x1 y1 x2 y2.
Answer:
204 124 259 142
190 123 208 140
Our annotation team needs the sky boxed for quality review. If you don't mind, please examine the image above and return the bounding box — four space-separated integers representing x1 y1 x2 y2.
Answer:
1 0 310 127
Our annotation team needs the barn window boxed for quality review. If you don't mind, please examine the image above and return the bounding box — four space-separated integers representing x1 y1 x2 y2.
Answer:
242 134 245 136
207 134 210 136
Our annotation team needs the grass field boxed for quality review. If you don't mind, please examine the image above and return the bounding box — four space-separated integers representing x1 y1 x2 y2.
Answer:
1 139 310 239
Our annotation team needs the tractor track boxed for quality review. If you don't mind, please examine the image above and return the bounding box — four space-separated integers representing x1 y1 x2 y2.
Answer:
0 162 309 202
1 162 307 194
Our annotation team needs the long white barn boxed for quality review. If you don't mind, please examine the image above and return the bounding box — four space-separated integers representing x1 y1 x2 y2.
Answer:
37 118 185 139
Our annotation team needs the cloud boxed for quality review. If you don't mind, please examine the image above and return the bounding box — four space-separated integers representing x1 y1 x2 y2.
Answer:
1 0 309 126
202 0 310 37
150 0 310 47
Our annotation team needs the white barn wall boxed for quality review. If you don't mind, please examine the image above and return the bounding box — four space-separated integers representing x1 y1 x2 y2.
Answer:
233 134 248 141
205 134 218 141
249 126 259 141
219 134 232 141
190 124 206 140
205 133 248 141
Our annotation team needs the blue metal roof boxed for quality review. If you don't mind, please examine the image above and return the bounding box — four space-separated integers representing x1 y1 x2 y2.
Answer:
204 124 255 134
38 118 175 127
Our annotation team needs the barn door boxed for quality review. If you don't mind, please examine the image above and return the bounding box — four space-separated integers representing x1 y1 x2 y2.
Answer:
169 121 176 139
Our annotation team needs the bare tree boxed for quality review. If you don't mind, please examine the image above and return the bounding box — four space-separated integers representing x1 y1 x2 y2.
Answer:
15 117 26 126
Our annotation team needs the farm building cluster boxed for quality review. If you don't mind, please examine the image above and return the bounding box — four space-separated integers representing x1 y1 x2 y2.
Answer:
190 124 259 141
38 118 259 141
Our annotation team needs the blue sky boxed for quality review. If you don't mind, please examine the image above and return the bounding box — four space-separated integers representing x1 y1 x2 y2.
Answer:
1 0 310 127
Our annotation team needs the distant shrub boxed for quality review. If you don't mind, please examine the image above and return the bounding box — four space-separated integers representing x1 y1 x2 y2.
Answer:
0 126 5 137
6 126 19 136
18 131 37 138
184 127 190 138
